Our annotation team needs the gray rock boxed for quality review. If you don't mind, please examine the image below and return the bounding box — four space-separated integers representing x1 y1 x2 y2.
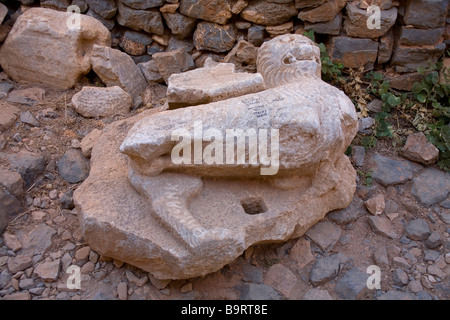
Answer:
371 154 422 187
416 291 432 300
0 269 12 290
0 168 25 197
328 196 367 225
367 99 383 113
423 249 440 262
18 278 34 290
373 246 390 270
119 0 164 10
437 211 450 225
405 219 431 241
21 224 56 255
368 216 398 239
403 0 447 29
34 259 60 281
167 36 195 53
162 12 197 40
0 150 45 185
411 168 450 207
392 268 408 286
441 198 450 209
57 149 90 184
391 43 446 73
138 60 163 84
304 12 342 35
40 0 70 10
408 280 423 294
119 30 153 56
0 82 13 98
328 36 378 70
377 290 415 300
86 0 117 19
91 45 148 106
358 117 375 133
86 9 115 30
242 264 263 283
239 283 283 300
398 27 445 47
20 111 40 127
302 288 334 300
194 22 237 53
334 268 371 300
310 253 348 286
305 221 341 251
247 25 265 47
116 1 164 35
59 190 74 209
351 146 365 167
0 189 22 234
425 232 442 249
241 0 298 26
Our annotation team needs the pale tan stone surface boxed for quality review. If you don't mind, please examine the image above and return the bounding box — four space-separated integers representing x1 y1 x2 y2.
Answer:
0 8 111 89
75 34 358 280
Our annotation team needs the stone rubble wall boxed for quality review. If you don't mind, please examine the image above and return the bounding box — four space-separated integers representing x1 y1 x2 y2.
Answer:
0 0 449 91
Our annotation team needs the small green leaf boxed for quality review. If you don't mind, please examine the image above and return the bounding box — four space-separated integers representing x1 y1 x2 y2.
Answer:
416 93 427 103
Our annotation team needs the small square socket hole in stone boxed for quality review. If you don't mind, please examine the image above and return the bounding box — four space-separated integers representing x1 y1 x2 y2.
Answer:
241 197 267 215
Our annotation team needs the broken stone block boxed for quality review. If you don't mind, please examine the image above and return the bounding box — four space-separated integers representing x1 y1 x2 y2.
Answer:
327 36 378 70
298 0 347 23
223 40 258 72
152 48 195 84
167 62 265 108
193 21 238 53
90 45 147 106
162 12 197 40
390 44 446 73
403 0 447 29
72 86 133 118
179 0 234 25
400 132 439 165
75 34 358 280
138 60 164 84
304 13 342 35
241 0 297 25
0 8 111 90
116 1 164 35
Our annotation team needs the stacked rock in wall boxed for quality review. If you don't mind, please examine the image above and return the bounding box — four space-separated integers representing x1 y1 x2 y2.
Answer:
1 0 449 91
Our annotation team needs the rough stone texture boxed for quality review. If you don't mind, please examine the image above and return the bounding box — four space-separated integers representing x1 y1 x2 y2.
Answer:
298 0 347 23
139 60 164 84
0 168 25 197
0 3 7 25
7 255 33 274
425 232 442 249
20 224 56 255
3 232 22 252
378 29 394 64
152 48 195 84
398 27 445 47
119 30 153 56
81 129 103 158
117 1 164 35
350 145 365 167
266 22 294 38
384 72 424 91
289 238 315 269
75 35 358 280
310 253 348 286
392 268 408 286
304 13 342 35
0 151 46 185
86 0 117 19
391 44 446 73
193 22 238 53
343 2 397 38
180 0 234 25
72 86 133 118
20 111 39 127
167 62 265 109
367 216 398 239
305 221 341 251
403 0 447 29
162 12 197 39
239 283 283 300
328 196 367 225
40 0 70 10
0 8 111 90
400 132 439 165
365 194 385 215
90 45 148 106
224 40 259 72
264 264 297 296
57 149 90 184
86 9 115 31
405 219 431 241
334 268 371 300
241 0 298 26
373 246 389 269
0 103 20 132
248 25 265 47
302 288 334 300
411 168 450 207
371 154 422 187
377 290 415 300
33 259 60 281
6 87 45 107
119 0 164 10
327 36 378 70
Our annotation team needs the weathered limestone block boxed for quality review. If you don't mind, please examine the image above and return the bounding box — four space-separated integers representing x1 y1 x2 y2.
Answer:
90 45 148 106
75 34 358 280
0 8 111 90
241 0 298 26
72 86 133 118
167 61 265 108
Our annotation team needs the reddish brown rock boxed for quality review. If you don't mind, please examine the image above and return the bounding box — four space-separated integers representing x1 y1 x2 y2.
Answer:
400 132 439 165
298 0 347 23
193 22 237 53
180 0 234 25
241 0 298 26
327 36 378 70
